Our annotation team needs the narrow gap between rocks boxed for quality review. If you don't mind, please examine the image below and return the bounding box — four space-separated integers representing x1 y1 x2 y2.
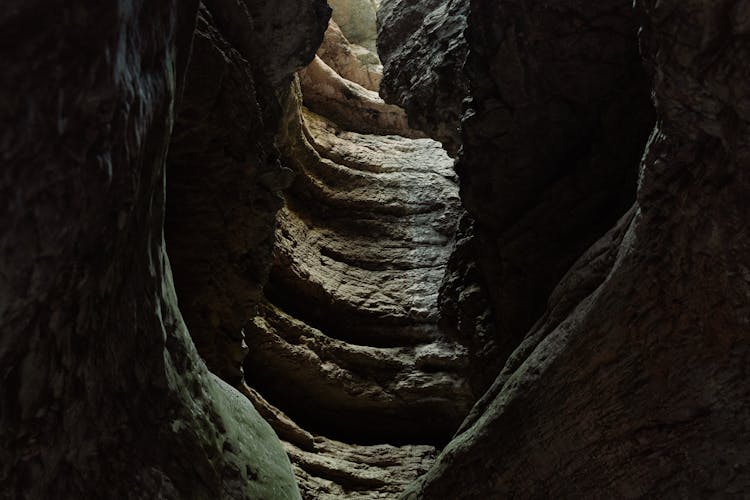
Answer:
165 1 475 497
243 2 473 447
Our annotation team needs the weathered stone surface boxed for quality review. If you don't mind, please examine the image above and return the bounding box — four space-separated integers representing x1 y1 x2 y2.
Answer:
318 20 382 92
242 40 473 493
377 0 468 155
204 0 332 87
251 84 472 442
328 0 381 53
0 1 299 498
299 55 423 138
399 0 750 497
166 0 329 385
246 382 437 500
380 0 654 391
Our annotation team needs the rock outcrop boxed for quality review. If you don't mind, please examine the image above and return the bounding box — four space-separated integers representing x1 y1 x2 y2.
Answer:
318 20 382 92
239 15 474 494
379 0 654 391
299 56 422 139
0 1 308 498
328 0 381 53
165 1 329 384
5 0 749 498
377 0 468 155
377 0 750 497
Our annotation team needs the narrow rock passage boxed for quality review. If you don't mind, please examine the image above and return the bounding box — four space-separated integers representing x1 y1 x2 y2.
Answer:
242 23 473 499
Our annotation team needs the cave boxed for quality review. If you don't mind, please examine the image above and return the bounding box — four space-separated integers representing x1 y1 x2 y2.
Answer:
2 1 749 499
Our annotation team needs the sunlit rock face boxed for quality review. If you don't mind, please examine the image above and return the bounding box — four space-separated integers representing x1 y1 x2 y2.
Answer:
318 20 382 92
235 2 476 495
298 55 422 138
246 87 473 497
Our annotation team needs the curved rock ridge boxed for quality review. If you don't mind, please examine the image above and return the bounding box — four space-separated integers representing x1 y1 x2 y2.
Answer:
299 55 423 139
250 97 474 439
242 30 473 495
319 20 383 92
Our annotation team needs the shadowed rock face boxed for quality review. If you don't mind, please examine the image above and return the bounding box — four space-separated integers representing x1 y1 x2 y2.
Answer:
378 0 750 497
0 1 311 498
455 0 655 389
379 0 655 391
165 0 329 385
377 0 469 156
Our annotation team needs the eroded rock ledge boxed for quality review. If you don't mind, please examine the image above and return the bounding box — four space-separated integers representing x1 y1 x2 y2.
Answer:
166 3 474 496
245 78 472 500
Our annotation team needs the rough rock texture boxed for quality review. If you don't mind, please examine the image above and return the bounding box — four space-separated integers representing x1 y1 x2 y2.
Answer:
0 1 301 498
395 0 750 497
299 56 423 139
242 30 473 494
246 382 437 500
250 101 471 444
318 20 382 92
165 1 329 384
380 0 655 391
328 0 381 53
377 0 468 155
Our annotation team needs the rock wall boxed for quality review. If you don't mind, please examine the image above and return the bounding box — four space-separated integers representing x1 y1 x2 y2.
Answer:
241 17 474 495
377 0 468 155
378 0 750 497
327 0 381 53
0 1 307 498
165 1 329 385
379 0 655 391
318 20 382 92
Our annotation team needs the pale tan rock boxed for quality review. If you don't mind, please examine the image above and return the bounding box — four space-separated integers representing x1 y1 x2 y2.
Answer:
328 0 381 53
298 55 424 138
318 20 382 92
242 74 470 497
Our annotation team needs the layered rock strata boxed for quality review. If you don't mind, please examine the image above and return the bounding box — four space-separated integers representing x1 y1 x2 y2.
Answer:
299 55 422 139
242 41 473 496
